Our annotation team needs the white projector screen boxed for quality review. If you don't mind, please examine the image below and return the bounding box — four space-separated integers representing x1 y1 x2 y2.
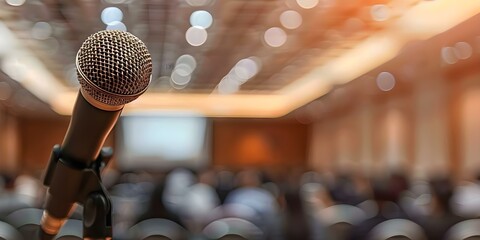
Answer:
115 114 211 170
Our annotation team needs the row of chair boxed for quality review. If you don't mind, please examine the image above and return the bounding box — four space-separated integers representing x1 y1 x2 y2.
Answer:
2 207 480 240
0 208 264 240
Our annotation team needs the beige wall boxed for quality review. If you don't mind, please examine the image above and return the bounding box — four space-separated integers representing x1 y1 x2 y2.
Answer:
308 72 480 179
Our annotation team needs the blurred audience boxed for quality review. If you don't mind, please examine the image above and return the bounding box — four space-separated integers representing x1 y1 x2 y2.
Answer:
418 176 465 240
1 166 480 240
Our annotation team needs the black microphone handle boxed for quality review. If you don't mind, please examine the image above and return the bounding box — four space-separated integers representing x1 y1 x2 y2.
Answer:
41 91 121 236
62 91 122 163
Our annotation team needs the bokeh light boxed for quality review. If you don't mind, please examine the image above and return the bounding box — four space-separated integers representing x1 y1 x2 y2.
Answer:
186 26 208 46
453 42 473 60
280 10 303 30
441 47 458 64
296 0 319 9
171 70 192 86
106 21 127 31
376 72 396 91
170 54 197 89
190 10 213 29
218 76 240 94
233 58 260 82
176 54 197 71
264 27 287 47
101 7 124 25
31 22 52 40
5 0 25 6
370 4 390 22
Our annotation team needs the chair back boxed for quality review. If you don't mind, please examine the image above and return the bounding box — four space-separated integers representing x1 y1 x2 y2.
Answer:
203 217 264 240
55 219 82 239
368 219 427 240
128 218 188 240
0 221 23 240
5 207 42 240
445 219 480 240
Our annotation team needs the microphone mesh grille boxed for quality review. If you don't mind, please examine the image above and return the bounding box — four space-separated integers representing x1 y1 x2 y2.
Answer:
76 30 152 106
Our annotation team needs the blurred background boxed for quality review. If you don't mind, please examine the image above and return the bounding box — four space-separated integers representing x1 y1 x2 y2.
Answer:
1 0 480 239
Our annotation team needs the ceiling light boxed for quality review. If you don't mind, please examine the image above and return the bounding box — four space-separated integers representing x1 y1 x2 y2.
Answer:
280 10 302 30
190 10 213 29
186 26 208 46
376 72 395 91
171 70 192 86
101 7 124 25
441 47 458 64
233 57 260 81
453 41 472 60
264 27 287 47
106 21 127 31
174 64 194 77
5 0 25 6
370 4 390 22
218 77 240 94
31 22 52 40
296 0 319 9
176 54 197 70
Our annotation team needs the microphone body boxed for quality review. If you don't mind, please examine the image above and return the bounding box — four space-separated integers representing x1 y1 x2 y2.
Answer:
40 30 152 239
41 93 121 234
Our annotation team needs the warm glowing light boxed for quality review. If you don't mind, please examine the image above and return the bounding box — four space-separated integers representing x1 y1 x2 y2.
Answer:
370 4 390 22
5 0 25 6
280 10 302 30
453 42 472 60
441 47 458 64
186 26 208 46
264 27 287 47
376 72 395 91
106 21 127 31
296 0 319 9
190 10 213 29
52 91 289 118
1 55 27 82
31 22 52 40
101 7 123 25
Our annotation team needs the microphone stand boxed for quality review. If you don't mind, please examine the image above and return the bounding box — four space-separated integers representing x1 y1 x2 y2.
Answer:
43 145 113 240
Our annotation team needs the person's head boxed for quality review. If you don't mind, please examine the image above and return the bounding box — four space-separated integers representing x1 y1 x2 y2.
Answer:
429 176 454 213
371 175 395 203
236 170 261 188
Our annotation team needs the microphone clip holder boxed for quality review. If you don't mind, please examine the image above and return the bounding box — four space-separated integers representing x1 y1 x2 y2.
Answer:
43 145 113 239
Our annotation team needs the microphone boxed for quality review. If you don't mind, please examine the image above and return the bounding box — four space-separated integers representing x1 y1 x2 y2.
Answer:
40 30 152 239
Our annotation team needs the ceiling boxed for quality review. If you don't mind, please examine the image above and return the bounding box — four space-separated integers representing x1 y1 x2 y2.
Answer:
0 0 479 118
